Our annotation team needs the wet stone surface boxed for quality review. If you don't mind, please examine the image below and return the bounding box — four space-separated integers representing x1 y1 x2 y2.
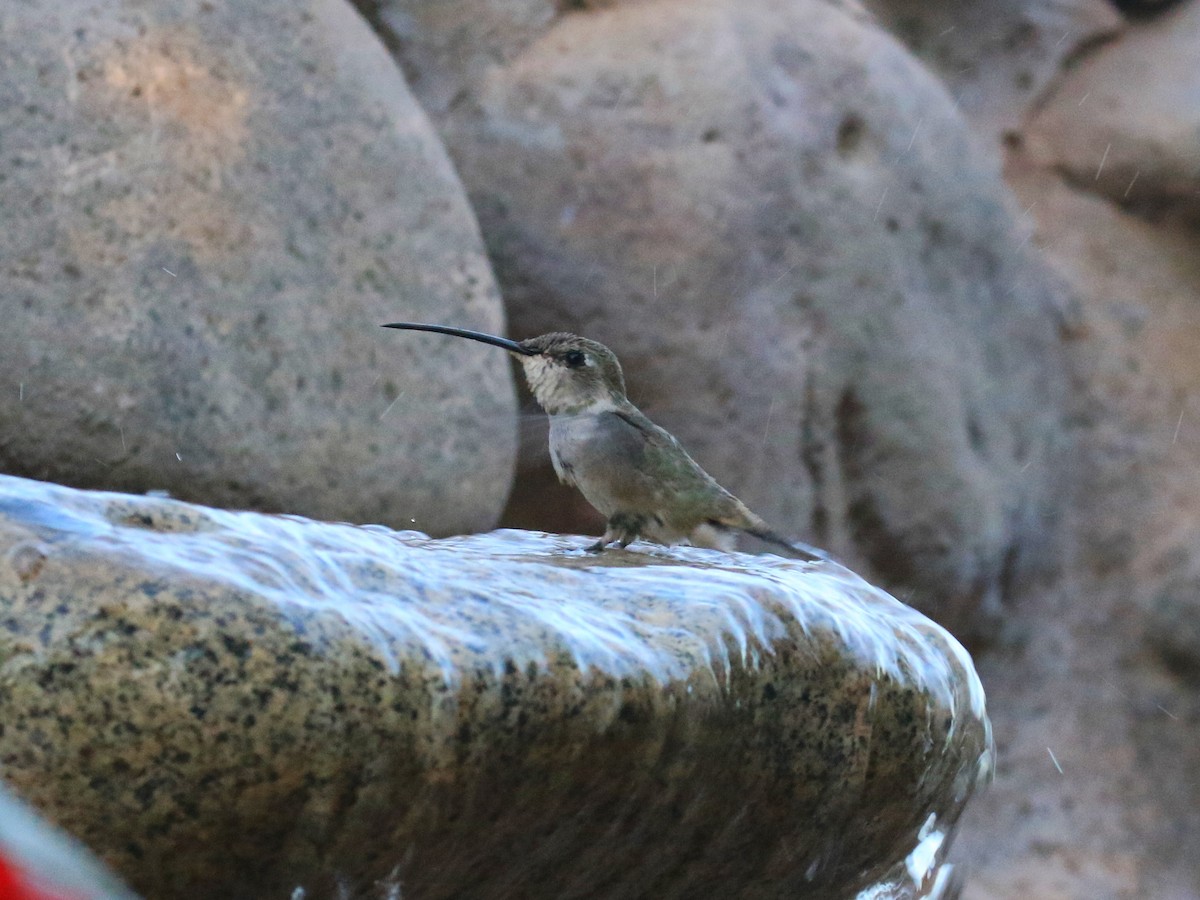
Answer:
0 475 991 899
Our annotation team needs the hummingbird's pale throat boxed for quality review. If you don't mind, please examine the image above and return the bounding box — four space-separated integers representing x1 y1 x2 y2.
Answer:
514 335 625 415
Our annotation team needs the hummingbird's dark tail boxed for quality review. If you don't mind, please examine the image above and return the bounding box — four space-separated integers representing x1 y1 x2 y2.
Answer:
742 526 825 562
707 518 825 562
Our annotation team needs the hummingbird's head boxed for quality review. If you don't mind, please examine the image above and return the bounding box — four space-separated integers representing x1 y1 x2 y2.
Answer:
515 333 627 415
380 322 628 414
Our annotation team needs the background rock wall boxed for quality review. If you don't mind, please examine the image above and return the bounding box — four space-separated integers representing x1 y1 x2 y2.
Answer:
869 1 1200 897
360 0 1075 639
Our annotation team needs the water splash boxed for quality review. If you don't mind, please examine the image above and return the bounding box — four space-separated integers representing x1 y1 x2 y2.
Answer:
3 477 984 724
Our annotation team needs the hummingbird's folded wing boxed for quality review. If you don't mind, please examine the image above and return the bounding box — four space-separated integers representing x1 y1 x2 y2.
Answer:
611 409 693 471
609 409 734 507
614 410 820 562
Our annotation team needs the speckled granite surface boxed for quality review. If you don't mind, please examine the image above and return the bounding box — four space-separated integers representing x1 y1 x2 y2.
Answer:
0 475 991 899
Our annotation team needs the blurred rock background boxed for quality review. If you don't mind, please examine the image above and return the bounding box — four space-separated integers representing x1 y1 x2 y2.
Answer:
357 0 1074 641
1 0 1198 895
868 1 1200 897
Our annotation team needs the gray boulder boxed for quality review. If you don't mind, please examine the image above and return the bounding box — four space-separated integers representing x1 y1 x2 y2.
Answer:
0 0 516 535
357 0 1073 635
0 474 991 899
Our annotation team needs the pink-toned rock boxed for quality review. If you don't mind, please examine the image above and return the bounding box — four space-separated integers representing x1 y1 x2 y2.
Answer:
1026 0 1200 221
947 155 1200 900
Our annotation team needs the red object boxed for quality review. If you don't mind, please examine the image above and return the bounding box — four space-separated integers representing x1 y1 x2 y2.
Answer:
0 852 79 900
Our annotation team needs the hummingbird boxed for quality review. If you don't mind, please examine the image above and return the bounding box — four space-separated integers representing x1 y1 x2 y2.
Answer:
382 322 818 560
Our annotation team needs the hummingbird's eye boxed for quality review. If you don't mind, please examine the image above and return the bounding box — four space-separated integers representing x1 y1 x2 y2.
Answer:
563 350 587 368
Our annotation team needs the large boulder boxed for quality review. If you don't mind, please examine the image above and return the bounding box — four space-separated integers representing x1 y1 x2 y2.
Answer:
0 0 517 535
0 474 991 899
355 0 1073 635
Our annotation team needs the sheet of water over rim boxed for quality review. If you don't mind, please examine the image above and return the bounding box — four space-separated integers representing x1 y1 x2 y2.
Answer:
2 477 988 743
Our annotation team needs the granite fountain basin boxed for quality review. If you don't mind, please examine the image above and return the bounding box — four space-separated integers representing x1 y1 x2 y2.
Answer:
0 474 991 898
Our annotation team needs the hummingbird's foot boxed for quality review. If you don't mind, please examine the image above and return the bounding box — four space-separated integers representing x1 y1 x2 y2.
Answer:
589 513 647 552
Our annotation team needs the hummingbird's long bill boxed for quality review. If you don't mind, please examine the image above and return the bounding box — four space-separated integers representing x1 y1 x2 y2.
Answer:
381 322 538 356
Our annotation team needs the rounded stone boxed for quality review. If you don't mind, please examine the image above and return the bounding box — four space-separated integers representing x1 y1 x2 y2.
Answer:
0 474 991 899
0 0 517 535
1026 0 1200 222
